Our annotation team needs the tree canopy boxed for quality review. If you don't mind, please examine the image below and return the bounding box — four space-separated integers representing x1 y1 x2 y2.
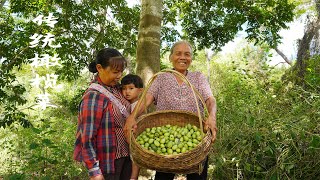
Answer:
165 0 295 50
0 0 297 126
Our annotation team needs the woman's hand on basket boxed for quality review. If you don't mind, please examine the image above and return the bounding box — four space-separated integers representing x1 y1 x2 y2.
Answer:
204 116 217 143
124 115 137 143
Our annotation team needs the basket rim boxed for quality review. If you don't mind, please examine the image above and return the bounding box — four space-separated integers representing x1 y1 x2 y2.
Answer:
136 110 201 123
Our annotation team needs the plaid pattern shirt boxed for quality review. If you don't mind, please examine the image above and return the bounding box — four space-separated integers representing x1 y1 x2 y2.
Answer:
73 77 116 177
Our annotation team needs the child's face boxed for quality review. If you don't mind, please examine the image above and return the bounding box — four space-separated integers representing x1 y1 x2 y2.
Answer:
122 83 142 103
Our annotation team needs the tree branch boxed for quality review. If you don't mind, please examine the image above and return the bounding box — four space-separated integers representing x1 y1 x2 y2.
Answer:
19 103 38 111
274 47 292 66
0 0 6 9
2 47 29 72
272 61 287 68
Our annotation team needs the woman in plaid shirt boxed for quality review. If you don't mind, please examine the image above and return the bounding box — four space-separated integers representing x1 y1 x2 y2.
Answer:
74 48 132 180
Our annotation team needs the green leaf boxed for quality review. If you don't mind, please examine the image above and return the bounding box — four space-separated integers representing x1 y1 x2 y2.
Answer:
310 135 320 148
29 142 39 149
31 127 42 134
48 159 58 164
286 164 294 173
41 176 51 180
245 162 251 171
255 132 262 143
42 139 53 146
270 173 278 180
8 173 26 180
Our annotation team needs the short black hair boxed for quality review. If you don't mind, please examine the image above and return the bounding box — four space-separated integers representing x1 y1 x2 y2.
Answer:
121 74 143 88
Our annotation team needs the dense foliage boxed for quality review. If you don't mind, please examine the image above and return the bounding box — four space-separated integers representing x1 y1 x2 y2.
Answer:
207 46 320 180
1 43 319 179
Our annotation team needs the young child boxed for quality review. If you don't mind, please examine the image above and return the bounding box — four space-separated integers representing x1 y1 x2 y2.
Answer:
121 74 144 180
121 74 144 112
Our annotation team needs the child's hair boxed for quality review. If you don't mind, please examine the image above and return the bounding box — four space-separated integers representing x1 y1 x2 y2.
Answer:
121 74 144 88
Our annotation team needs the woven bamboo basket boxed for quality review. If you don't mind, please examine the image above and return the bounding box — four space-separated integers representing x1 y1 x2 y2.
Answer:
130 69 213 174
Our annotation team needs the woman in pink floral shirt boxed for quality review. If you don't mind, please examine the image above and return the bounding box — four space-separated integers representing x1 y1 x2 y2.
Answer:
124 40 217 180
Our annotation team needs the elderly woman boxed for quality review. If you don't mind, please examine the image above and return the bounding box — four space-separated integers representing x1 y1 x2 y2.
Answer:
124 40 217 180
74 48 132 180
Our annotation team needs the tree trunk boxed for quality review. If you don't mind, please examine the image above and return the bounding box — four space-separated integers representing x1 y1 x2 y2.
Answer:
295 18 320 79
294 0 320 83
136 0 163 85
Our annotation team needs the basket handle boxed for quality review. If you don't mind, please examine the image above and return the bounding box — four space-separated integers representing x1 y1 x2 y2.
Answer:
132 69 209 137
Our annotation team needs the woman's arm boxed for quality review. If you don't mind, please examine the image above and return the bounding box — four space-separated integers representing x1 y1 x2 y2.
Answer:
196 72 217 142
205 96 218 143
79 92 107 177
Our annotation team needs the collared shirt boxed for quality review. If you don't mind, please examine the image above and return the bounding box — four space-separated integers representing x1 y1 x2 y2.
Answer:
148 71 213 114
73 76 131 177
